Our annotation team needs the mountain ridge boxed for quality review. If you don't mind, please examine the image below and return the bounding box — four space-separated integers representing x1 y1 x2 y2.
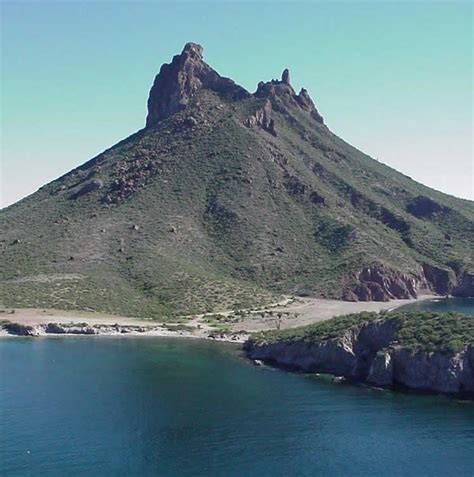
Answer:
1 42 473 318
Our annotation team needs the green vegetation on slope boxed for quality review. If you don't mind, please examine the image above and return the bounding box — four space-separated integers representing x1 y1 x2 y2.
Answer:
1 58 473 318
251 311 474 353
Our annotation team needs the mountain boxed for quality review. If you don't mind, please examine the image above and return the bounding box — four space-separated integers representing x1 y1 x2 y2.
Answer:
1 42 473 318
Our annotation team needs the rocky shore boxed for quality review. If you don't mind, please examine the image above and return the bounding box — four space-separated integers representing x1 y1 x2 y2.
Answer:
0 320 247 342
2 321 164 337
244 315 474 397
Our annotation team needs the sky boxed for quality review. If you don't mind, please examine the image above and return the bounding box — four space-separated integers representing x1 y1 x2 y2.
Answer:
1 1 472 207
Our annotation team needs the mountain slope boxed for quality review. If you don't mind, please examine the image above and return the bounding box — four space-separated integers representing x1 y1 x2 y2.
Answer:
1 43 473 318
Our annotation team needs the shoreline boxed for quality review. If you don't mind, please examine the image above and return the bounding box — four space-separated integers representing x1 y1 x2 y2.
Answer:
0 294 436 343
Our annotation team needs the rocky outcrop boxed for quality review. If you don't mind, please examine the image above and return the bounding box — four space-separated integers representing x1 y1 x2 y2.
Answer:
255 70 324 124
349 265 419 301
367 348 474 395
349 261 473 301
1 322 159 336
245 99 276 136
246 320 396 376
452 271 474 298
406 195 448 219
3 322 40 336
295 88 324 123
347 263 474 301
422 263 456 296
146 42 248 127
69 179 103 200
44 323 98 334
245 321 474 396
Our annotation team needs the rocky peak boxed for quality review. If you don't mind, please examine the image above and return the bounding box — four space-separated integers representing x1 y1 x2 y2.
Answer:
146 42 248 127
182 42 203 59
255 69 324 124
296 88 324 123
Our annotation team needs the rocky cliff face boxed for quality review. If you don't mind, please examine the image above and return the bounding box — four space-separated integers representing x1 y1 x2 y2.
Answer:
452 271 474 298
245 321 474 396
245 99 276 136
345 262 473 302
146 42 248 127
255 69 324 124
367 346 474 394
345 264 419 301
146 44 323 132
422 263 455 296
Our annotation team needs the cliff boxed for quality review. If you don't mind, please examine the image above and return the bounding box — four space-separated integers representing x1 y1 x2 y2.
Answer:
244 311 474 396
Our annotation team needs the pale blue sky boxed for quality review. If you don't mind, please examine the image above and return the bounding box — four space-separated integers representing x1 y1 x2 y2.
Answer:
1 1 472 207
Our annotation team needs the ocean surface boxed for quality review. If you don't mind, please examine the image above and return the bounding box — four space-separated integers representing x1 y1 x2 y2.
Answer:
400 296 474 315
1 298 473 476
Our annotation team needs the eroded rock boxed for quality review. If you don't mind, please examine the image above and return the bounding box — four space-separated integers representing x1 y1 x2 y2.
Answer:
3 323 39 336
245 99 276 136
146 42 249 127
245 320 474 396
422 263 455 296
452 271 474 297
69 179 103 200
255 69 324 124
349 265 419 301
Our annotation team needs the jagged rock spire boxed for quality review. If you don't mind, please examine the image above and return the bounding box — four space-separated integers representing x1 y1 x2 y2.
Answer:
255 70 324 125
281 68 291 85
182 42 203 59
145 42 323 128
146 42 248 127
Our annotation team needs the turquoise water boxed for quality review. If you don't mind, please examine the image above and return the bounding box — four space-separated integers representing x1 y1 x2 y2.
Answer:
1 334 474 476
399 296 474 315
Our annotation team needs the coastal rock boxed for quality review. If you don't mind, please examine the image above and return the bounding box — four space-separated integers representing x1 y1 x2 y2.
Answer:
387 348 467 394
367 351 393 386
452 271 474 298
146 42 249 127
3 323 39 336
45 323 67 334
45 323 98 334
349 265 419 302
422 263 455 296
245 322 474 396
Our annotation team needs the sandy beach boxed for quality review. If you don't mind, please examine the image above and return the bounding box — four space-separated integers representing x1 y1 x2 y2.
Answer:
0 294 435 342
228 295 435 332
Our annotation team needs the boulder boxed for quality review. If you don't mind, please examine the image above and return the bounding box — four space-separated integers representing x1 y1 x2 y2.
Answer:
3 323 39 336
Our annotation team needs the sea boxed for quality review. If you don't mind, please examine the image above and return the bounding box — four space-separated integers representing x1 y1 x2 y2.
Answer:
1 298 473 476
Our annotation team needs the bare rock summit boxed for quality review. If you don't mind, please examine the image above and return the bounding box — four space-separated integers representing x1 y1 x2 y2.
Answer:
146 42 248 127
